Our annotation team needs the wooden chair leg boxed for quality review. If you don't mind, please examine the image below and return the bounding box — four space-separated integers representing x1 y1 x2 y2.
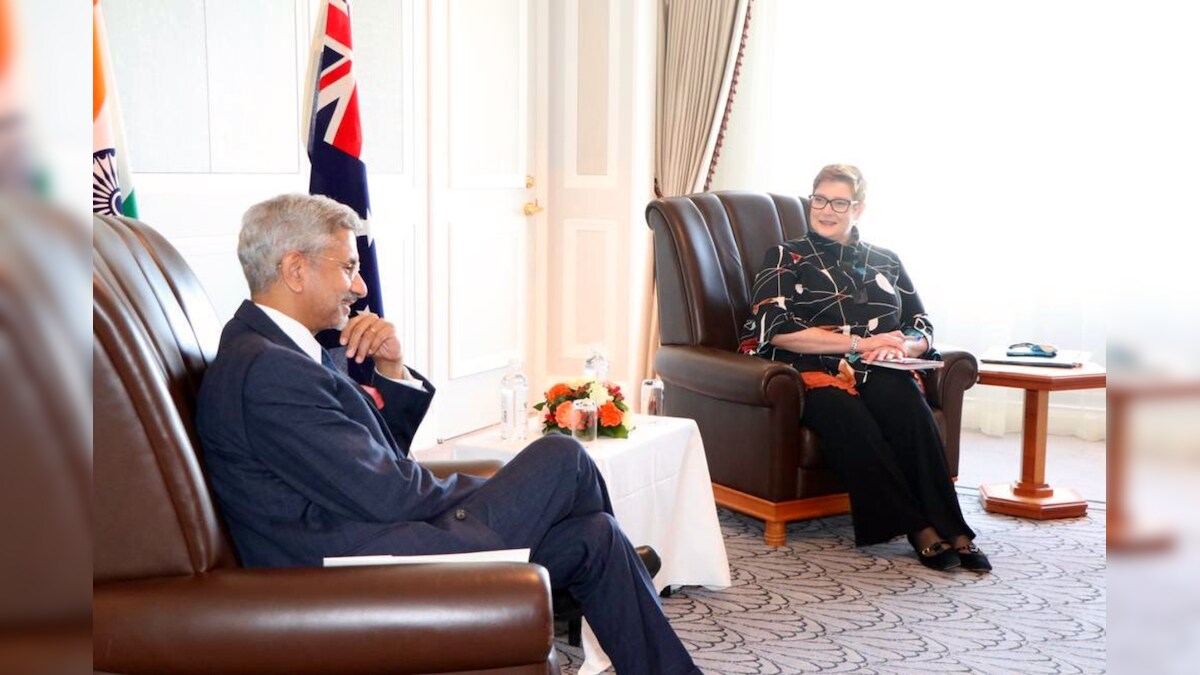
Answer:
764 520 787 547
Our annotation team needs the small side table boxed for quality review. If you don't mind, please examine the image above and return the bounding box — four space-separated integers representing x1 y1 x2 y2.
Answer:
976 361 1106 519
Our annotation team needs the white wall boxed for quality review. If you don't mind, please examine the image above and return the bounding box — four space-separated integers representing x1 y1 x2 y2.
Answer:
710 0 1192 439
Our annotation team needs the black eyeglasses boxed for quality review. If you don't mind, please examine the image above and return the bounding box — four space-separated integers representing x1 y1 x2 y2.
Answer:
809 194 860 214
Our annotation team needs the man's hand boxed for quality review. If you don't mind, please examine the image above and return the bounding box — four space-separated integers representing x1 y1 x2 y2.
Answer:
341 311 405 380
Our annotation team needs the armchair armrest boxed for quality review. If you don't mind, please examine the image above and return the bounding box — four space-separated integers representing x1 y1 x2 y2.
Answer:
656 345 804 410
923 350 979 409
655 345 805 501
1 625 90 675
422 458 504 480
94 563 554 675
921 350 977 475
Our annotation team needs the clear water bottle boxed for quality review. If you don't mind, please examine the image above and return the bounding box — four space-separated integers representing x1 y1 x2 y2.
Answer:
499 359 529 441
640 378 665 416
583 344 609 381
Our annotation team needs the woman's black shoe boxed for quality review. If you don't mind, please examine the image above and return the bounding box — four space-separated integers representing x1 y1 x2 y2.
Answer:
957 543 992 572
909 538 961 571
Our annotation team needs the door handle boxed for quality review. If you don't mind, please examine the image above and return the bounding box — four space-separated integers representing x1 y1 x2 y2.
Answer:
523 199 544 216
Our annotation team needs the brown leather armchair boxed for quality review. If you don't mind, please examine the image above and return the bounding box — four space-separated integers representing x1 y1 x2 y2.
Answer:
646 191 978 546
93 214 559 674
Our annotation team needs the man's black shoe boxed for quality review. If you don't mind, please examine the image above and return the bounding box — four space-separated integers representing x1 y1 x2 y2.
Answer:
636 545 662 579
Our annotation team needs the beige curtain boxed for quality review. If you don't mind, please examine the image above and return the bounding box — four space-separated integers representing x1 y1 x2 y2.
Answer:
639 0 753 381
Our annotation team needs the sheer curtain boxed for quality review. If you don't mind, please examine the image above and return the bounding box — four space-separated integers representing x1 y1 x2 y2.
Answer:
708 0 1174 441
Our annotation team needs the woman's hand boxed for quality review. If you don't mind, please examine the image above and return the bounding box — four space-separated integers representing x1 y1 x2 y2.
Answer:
861 346 906 364
903 334 929 358
858 331 906 364
858 331 905 353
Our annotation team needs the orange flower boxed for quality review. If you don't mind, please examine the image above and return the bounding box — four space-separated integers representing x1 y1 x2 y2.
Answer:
599 401 622 427
546 383 572 401
554 401 577 429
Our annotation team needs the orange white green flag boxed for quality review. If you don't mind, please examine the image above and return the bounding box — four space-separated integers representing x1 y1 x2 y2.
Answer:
92 0 136 216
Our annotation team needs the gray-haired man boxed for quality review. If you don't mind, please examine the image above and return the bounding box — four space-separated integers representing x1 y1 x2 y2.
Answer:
197 193 700 674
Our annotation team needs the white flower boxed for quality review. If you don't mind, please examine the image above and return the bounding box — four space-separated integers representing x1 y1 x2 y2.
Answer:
587 381 612 406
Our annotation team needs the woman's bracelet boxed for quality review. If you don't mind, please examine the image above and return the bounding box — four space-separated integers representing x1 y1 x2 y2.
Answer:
848 335 861 354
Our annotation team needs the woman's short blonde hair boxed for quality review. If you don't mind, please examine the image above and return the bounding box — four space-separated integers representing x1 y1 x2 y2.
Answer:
812 164 867 202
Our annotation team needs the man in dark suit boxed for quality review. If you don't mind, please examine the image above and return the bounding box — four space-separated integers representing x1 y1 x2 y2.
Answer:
196 194 699 675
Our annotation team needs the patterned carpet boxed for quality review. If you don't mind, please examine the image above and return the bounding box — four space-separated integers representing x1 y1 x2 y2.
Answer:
555 488 1106 674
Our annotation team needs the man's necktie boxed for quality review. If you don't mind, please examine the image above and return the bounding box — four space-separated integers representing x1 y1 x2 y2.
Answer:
320 349 339 374
321 347 402 457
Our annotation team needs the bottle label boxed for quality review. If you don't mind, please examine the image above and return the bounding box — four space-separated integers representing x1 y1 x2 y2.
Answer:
500 389 514 439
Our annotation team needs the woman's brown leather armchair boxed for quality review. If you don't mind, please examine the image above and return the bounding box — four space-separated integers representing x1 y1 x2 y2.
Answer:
647 191 978 546
93 214 558 674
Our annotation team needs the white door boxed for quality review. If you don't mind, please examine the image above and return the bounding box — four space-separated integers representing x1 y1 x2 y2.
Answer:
542 0 633 386
427 0 539 440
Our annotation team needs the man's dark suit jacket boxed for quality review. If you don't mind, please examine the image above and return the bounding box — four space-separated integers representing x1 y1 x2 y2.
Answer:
196 301 500 567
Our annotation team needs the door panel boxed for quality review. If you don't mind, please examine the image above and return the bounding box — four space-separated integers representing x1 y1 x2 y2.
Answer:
429 0 534 440
544 0 632 385
447 220 525 379
448 0 527 187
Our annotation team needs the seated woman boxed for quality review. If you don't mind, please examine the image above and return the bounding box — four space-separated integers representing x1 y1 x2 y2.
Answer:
739 163 989 572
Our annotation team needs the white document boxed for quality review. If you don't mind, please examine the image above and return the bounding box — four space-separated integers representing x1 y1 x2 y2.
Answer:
868 357 945 371
323 548 531 567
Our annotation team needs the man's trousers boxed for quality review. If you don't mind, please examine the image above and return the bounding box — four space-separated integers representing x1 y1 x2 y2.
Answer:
457 434 698 675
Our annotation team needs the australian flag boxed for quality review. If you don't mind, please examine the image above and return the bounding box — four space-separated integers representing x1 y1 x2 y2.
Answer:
306 0 382 384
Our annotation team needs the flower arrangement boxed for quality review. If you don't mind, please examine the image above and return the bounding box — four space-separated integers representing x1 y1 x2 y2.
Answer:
533 378 632 439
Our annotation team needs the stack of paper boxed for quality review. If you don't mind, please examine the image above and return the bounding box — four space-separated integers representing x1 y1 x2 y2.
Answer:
869 357 945 371
324 548 531 567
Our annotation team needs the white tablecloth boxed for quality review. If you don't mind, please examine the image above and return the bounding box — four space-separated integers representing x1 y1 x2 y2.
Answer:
452 414 731 673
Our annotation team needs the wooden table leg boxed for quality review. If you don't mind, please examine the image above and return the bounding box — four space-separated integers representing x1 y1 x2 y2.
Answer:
979 388 1088 519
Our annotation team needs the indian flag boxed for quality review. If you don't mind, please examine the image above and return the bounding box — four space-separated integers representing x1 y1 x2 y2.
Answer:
92 0 137 217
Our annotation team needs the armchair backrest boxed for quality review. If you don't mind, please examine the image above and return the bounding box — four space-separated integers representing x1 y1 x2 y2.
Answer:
93 214 238 583
646 191 809 351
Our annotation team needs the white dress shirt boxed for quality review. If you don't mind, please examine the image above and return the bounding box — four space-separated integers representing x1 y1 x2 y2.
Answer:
255 303 425 390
